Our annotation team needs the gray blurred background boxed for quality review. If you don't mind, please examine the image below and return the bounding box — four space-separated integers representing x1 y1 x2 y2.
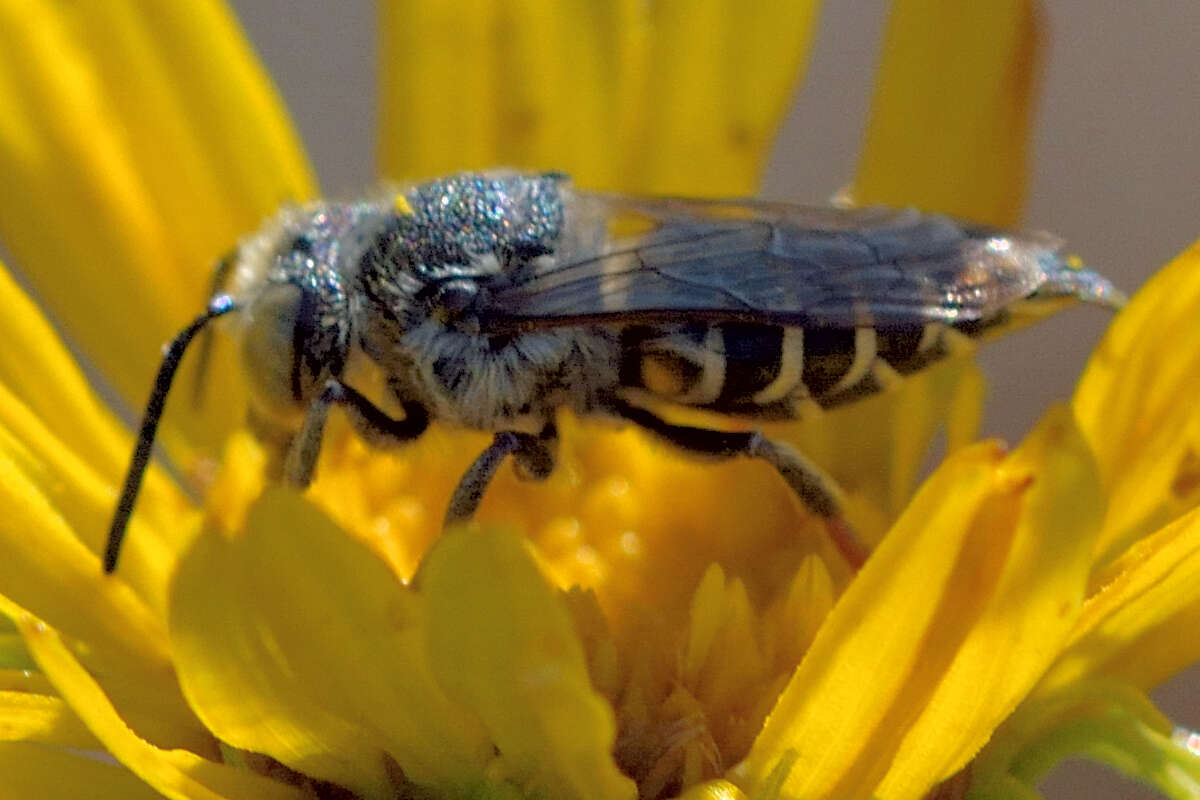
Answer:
229 2 1199 796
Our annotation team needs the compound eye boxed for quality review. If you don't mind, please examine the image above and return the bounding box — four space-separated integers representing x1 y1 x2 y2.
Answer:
241 283 321 418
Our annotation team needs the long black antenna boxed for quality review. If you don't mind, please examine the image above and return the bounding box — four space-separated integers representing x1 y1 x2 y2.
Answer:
103 294 238 573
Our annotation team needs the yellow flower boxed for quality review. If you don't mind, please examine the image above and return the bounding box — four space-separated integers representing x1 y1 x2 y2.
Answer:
0 1 1197 799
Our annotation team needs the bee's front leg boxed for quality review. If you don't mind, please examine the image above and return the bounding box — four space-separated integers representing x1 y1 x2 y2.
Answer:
285 378 429 488
445 423 557 526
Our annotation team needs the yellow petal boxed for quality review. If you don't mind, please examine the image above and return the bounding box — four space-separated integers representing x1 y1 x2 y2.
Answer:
738 440 1012 798
0 741 163 800
0 264 129 490
1073 238 1200 559
788 356 984 541
746 410 1101 799
380 0 626 186
18 616 308 800
0 450 165 664
874 406 1102 798
0 357 189 617
420 527 637 800
1039 503 1200 694
0 258 193 611
106 1 316 229
169 488 491 800
0 0 313 442
684 564 734 684
0 454 209 752
379 0 819 195
853 0 1039 225
633 0 821 195
946 361 987 452
674 779 749 800
683 567 766 744
762 555 835 670
0 668 53 694
0 688 98 749
379 0 503 178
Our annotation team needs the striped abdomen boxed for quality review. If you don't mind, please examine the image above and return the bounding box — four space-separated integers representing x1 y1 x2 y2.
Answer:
618 318 998 419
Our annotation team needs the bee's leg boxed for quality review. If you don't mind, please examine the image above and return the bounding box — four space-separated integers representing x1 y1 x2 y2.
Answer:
285 378 429 488
445 424 556 525
606 397 868 569
512 421 558 481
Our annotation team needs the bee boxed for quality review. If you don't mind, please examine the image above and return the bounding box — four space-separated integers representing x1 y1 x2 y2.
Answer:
102 170 1124 573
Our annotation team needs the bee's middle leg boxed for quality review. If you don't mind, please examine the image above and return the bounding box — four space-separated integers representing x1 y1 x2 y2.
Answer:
285 378 429 488
445 423 558 526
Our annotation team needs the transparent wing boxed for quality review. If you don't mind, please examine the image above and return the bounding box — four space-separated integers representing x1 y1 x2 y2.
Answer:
481 191 1075 332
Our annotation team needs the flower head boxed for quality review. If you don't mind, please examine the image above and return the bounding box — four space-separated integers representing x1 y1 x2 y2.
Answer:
1 1 1198 799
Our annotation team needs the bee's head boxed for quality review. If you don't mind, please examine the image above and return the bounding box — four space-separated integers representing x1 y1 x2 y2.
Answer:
357 172 565 338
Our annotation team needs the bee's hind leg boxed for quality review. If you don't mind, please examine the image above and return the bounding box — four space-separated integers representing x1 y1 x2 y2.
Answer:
285 378 429 488
445 423 557 526
604 397 868 570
